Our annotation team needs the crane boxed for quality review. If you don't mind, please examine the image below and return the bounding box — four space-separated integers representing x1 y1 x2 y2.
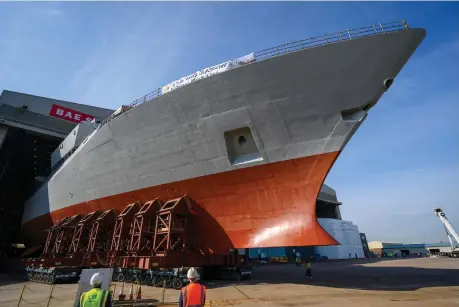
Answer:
433 208 459 258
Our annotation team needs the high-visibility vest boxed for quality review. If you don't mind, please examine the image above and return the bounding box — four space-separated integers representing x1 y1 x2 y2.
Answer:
181 283 206 307
80 288 109 307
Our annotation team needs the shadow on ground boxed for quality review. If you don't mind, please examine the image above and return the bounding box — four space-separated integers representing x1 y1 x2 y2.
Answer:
3 258 458 293
0 258 26 287
0 273 25 287
203 258 459 291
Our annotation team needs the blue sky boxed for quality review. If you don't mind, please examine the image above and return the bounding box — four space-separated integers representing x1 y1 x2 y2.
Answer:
1 2 458 244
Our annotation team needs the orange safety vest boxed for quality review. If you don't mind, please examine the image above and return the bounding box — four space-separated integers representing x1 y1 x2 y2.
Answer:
181 283 206 307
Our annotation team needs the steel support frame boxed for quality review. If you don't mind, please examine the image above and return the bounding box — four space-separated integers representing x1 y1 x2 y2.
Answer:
68 211 101 257
152 196 191 256
109 202 140 266
129 198 161 253
42 217 71 257
130 195 241 269
82 209 117 267
28 196 243 273
51 214 83 257
120 199 162 269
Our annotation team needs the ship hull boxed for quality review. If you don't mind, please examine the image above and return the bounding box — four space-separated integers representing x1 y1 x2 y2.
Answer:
21 27 426 249
22 151 339 249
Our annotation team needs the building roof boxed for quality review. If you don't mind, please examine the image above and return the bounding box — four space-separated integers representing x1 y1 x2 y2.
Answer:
369 241 453 249
425 242 454 248
382 244 426 249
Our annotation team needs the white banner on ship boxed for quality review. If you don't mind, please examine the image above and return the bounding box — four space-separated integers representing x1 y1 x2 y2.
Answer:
161 52 255 94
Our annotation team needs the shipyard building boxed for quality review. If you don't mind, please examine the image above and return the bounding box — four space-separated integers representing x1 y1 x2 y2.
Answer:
1 90 366 260
368 241 452 256
0 90 113 256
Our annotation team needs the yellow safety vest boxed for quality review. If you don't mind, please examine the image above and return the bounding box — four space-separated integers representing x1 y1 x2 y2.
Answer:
80 288 109 307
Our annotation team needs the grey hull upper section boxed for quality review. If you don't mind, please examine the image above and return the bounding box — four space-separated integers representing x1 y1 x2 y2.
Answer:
23 28 426 222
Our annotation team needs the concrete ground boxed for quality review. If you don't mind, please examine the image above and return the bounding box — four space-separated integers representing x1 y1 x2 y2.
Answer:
1 257 458 307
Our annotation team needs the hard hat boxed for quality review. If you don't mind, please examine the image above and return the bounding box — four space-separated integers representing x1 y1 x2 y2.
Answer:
90 273 103 287
187 267 198 279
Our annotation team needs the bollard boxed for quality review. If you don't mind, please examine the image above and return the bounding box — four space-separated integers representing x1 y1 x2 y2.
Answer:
129 282 134 300
162 280 166 303
111 283 117 300
118 282 126 301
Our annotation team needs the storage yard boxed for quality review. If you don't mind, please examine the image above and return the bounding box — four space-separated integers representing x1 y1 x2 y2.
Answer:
1 258 458 306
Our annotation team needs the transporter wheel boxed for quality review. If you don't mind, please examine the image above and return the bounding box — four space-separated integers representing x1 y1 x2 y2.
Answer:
155 276 163 287
144 275 152 286
48 274 56 285
166 278 174 288
124 274 133 283
172 278 183 290
117 274 125 282
139 275 147 285
235 273 242 281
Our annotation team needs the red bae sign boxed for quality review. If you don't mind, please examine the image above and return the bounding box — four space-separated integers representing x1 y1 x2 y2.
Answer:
49 104 95 123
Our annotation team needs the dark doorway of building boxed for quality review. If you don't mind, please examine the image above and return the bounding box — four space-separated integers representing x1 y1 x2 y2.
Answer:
401 249 410 256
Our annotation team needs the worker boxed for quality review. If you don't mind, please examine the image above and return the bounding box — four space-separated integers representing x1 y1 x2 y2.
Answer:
295 252 301 267
305 260 312 279
179 267 206 307
78 273 112 307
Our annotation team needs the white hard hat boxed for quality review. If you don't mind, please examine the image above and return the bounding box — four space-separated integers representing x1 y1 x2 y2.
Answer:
187 267 198 279
90 273 103 287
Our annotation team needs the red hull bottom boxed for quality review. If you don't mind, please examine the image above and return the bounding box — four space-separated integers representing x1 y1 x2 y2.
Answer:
22 151 340 249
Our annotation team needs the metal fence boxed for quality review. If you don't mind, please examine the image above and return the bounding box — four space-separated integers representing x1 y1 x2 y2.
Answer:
254 20 409 60
100 20 410 126
99 87 162 126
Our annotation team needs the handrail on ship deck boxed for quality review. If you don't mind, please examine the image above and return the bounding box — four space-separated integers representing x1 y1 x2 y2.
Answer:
254 20 409 60
99 20 409 126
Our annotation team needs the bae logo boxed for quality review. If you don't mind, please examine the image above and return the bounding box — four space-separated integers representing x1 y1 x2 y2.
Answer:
49 104 95 123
